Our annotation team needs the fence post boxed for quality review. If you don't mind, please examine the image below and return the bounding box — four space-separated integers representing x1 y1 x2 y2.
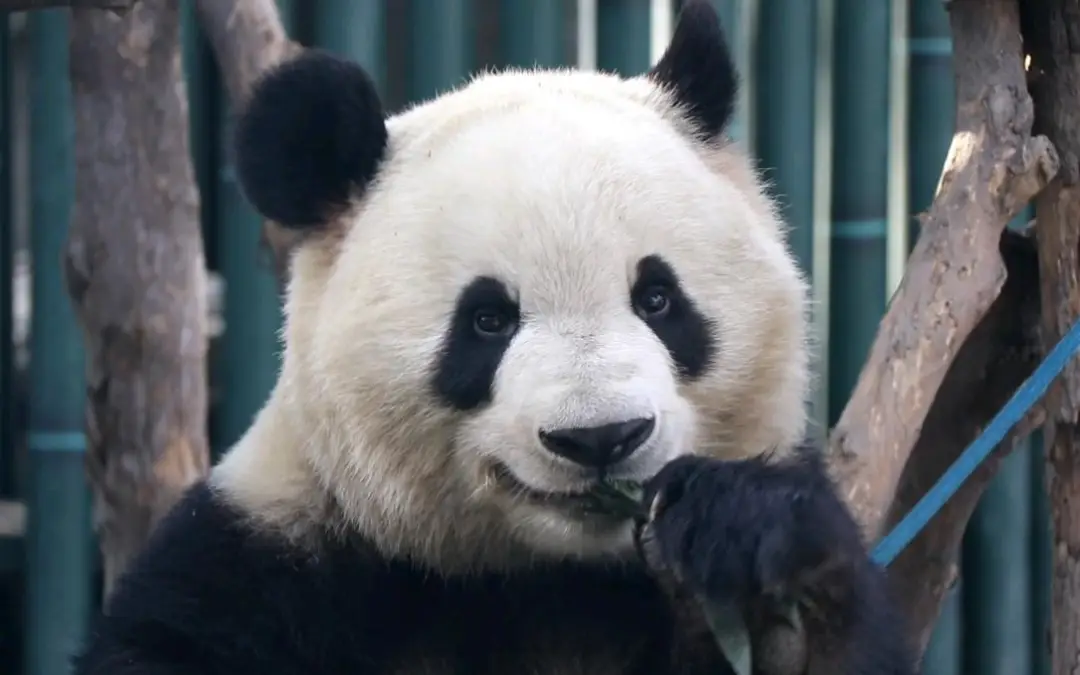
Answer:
596 0 651 75
312 1 386 94
708 0 757 148
499 0 567 68
905 1 959 670
1031 430 1051 675
754 0 831 435
409 0 473 102
23 10 93 675
922 584 964 675
825 0 890 424
0 12 12 500
963 442 1033 675
211 1 295 455
182 5 215 260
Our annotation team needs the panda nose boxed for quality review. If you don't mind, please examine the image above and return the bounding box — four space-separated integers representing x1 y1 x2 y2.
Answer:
538 417 656 468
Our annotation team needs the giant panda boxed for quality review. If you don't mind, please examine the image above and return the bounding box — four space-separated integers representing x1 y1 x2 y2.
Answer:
72 2 915 674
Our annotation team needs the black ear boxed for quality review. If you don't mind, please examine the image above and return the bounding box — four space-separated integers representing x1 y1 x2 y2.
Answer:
234 50 388 230
647 0 738 140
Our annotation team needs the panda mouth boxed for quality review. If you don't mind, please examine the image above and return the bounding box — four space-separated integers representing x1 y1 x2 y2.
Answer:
488 462 597 506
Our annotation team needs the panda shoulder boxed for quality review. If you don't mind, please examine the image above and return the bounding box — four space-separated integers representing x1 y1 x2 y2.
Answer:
72 483 411 673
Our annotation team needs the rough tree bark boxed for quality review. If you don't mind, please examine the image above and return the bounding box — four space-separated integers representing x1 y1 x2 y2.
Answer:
192 0 302 282
66 0 210 597
1023 1 1080 672
885 229 1044 653
827 0 1058 536
821 0 1060 656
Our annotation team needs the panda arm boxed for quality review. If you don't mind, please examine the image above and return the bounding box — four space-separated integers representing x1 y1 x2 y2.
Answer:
71 483 406 674
641 447 917 675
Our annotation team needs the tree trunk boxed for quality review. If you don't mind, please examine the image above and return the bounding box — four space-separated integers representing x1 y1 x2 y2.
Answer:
1024 1 1080 671
826 0 1057 538
885 229 1044 654
66 0 210 597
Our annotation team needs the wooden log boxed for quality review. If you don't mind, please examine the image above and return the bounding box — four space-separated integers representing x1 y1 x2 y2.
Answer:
828 0 1058 538
66 0 210 596
1022 0 1080 672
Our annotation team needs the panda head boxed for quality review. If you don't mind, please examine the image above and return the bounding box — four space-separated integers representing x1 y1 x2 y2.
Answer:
224 0 810 572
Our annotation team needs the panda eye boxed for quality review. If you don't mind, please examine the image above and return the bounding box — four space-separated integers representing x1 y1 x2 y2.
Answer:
473 308 517 338
634 285 671 320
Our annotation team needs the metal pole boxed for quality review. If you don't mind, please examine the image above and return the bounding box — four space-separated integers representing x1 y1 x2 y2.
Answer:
409 0 473 102
313 0 386 94
212 1 295 455
963 443 1033 675
596 0 651 75
499 0 567 69
826 0 890 424
754 0 829 435
24 10 93 675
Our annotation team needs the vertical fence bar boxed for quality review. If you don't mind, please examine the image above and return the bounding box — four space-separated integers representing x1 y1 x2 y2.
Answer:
596 0 651 75
709 0 759 148
0 21 16 667
313 1 386 94
409 0 474 102
211 1 295 454
906 2 959 669
885 0 909 296
499 0 567 68
24 10 93 675
576 0 597 71
1032 430 1051 675
647 0 673 65
0 12 11 500
810 0 835 440
922 583 964 675
181 4 213 252
906 0 953 248
962 443 1033 675
754 0 830 436
826 0 890 423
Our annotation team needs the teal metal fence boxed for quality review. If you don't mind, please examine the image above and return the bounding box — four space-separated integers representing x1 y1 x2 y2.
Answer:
0 1 1055 673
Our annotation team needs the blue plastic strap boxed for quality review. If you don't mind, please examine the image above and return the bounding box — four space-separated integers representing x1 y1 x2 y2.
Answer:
871 315 1080 566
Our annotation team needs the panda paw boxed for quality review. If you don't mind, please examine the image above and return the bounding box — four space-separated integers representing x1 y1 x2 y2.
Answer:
634 450 867 610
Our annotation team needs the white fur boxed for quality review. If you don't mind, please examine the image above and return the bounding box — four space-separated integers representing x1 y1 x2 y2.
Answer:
213 66 811 575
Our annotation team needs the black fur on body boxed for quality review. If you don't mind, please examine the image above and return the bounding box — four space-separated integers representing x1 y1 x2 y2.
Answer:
72 447 915 675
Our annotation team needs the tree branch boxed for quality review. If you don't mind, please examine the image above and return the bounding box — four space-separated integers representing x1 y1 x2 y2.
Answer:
884 228 1044 655
1021 1 1080 672
193 0 303 283
67 0 210 596
828 0 1058 540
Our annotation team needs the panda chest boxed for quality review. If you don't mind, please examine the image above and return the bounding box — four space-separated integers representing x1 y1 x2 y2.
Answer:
384 576 731 675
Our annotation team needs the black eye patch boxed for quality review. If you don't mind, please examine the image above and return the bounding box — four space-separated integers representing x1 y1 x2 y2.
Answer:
431 276 521 411
630 255 716 380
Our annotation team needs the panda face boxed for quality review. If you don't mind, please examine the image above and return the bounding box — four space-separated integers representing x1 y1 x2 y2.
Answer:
228 1 810 570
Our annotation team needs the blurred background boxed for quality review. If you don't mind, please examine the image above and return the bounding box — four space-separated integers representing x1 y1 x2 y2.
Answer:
0 0 1049 674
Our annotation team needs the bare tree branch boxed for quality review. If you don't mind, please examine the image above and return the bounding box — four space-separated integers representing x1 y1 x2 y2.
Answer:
67 0 210 596
828 0 1059 542
1021 0 1080 671
884 229 1044 655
